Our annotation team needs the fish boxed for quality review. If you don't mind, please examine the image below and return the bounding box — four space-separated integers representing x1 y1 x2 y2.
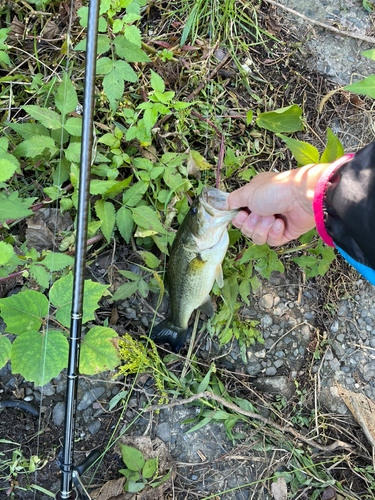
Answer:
150 186 239 352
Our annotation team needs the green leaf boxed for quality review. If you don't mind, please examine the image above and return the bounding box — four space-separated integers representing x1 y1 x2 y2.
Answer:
114 36 151 62
112 280 139 301
362 49 375 60
246 110 253 125
95 199 116 242
80 326 120 374
103 69 124 112
0 335 11 369
132 206 165 234
123 181 148 206
22 105 62 130
240 244 269 263
197 367 213 393
143 458 158 479
96 57 113 75
0 50 10 65
0 290 49 335
320 127 344 163
11 330 68 386
64 117 82 137
8 122 50 140
150 70 165 93
0 158 17 182
256 105 303 133
55 73 78 115
150 469 171 488
50 273 108 328
125 481 146 493
14 136 57 158
115 59 138 83
119 445 145 471
239 280 250 306
29 264 50 289
108 390 128 410
123 24 141 47
98 133 120 148
138 251 160 268
0 241 14 265
41 252 74 271
0 191 35 222
143 108 158 132
344 75 375 98
65 142 81 163
90 180 117 195
277 134 320 165
185 416 212 434
116 206 133 243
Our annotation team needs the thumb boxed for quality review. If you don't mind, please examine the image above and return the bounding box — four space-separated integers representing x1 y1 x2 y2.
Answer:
227 184 254 210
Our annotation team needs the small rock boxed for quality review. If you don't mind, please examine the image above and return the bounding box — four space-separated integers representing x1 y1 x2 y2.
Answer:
156 422 170 442
330 321 339 333
362 360 375 382
253 376 295 400
259 294 274 310
77 387 106 411
88 420 102 435
53 402 65 426
265 367 277 376
262 315 273 328
35 381 55 397
332 340 345 358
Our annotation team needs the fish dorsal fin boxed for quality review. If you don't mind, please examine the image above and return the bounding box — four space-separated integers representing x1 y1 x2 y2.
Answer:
215 263 224 288
198 296 214 317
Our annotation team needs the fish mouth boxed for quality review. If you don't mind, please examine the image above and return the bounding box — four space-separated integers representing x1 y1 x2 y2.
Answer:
201 187 238 219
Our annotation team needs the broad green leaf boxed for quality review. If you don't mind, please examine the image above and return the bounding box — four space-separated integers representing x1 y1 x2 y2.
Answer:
0 51 10 65
95 199 116 242
246 110 253 125
8 122 50 140
14 136 57 158
125 481 146 493
255 250 284 280
150 70 165 93
29 264 50 289
96 57 113 75
118 270 142 281
240 244 269 264
0 241 14 265
277 134 320 165
116 206 133 243
0 191 35 222
113 18 124 33
103 69 125 112
41 252 74 271
22 105 62 130
114 36 151 62
74 34 110 54
115 59 138 83
256 105 303 133
119 444 145 471
320 127 344 163
138 250 160 268
98 133 120 148
90 180 117 195
143 458 158 479
11 330 68 386
143 108 158 132
50 273 108 328
64 117 82 137
132 206 165 234
185 416 212 434
344 75 375 98
65 142 81 163
78 6 107 31
112 280 139 301
80 326 120 374
122 181 148 206
362 49 375 60
105 177 133 198
137 279 149 298
55 73 78 115
0 335 11 369
0 290 49 335
124 24 141 47
239 280 250 305
197 367 213 393
108 390 128 410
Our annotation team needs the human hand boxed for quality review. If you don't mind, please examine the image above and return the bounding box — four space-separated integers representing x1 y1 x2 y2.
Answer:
227 163 331 246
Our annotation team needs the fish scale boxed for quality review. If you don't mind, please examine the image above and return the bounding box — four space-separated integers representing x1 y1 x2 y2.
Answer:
150 187 238 352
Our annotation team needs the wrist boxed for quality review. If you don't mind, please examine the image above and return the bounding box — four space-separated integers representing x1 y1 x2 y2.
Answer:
291 163 331 216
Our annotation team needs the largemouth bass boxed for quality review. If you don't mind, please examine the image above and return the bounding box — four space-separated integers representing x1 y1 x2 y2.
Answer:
150 187 238 352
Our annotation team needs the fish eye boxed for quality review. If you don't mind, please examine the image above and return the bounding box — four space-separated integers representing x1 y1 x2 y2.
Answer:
190 206 197 215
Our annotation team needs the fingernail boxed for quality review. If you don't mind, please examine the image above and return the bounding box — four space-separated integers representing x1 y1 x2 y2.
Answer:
273 219 283 232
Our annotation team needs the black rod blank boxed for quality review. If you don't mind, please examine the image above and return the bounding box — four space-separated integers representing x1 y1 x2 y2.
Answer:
56 1 100 498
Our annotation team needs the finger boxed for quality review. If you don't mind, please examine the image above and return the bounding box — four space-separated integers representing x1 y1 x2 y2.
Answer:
266 218 286 246
232 210 249 228
227 184 254 210
242 214 275 245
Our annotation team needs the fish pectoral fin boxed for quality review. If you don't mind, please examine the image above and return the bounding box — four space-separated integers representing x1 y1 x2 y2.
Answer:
198 296 214 317
187 256 207 274
215 263 224 288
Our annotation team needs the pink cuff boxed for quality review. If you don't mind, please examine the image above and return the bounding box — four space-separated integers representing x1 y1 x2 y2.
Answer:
313 154 354 246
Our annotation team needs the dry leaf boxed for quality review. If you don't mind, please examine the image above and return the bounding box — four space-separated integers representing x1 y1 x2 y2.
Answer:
43 21 59 40
271 477 287 500
336 383 375 446
91 477 126 500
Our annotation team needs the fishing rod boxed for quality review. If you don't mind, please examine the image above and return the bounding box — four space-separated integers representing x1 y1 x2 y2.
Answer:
55 0 100 498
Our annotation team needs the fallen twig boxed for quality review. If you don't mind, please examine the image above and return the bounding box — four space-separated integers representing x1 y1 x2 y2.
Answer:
144 390 354 452
263 0 375 45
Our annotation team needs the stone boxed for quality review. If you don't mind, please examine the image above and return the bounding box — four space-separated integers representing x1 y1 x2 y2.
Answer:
77 387 106 411
262 315 273 328
156 422 171 442
259 294 274 310
362 360 375 382
265 366 277 376
53 402 65 426
253 376 295 400
332 340 345 358
88 420 102 435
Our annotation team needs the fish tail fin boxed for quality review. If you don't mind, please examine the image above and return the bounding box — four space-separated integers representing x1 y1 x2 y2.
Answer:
150 319 187 352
